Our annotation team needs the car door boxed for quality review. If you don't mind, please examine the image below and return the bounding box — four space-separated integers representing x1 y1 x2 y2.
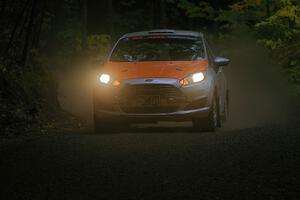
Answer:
205 38 227 116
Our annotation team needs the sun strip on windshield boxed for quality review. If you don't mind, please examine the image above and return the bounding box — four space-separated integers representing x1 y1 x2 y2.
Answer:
130 35 200 40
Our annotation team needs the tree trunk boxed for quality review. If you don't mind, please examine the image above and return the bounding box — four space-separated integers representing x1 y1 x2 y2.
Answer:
108 0 114 38
29 0 44 50
160 0 167 28
21 0 38 67
4 0 30 57
81 0 87 50
266 0 270 17
0 0 7 20
33 10 45 49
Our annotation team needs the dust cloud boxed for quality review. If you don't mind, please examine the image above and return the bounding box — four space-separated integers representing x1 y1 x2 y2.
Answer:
57 64 96 129
219 36 293 130
57 36 294 131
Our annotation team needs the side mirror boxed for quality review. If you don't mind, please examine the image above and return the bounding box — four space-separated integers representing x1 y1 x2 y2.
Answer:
214 56 230 67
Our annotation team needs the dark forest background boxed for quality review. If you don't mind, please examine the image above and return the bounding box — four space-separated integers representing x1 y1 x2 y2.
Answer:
0 0 300 134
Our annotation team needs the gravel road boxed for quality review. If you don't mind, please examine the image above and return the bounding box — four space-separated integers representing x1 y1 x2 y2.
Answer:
1 123 300 200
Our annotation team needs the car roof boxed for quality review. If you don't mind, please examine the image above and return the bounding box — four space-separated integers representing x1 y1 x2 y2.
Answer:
121 29 203 39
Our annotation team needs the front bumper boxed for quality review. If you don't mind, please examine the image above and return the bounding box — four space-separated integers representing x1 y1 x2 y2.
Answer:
94 78 213 122
95 107 210 122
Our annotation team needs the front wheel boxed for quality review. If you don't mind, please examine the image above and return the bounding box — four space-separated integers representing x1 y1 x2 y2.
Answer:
221 90 230 122
192 97 221 132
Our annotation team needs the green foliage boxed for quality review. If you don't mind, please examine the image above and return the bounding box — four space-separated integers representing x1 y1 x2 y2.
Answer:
217 0 300 94
0 49 60 134
253 1 300 91
53 28 111 67
87 34 111 58
178 1 216 21
218 0 266 30
55 28 83 62
255 0 300 49
255 15 294 49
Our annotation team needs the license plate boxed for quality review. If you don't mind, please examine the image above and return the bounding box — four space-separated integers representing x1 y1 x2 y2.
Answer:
136 95 160 107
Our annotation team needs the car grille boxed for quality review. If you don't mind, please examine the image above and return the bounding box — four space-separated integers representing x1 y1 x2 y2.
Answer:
119 84 184 113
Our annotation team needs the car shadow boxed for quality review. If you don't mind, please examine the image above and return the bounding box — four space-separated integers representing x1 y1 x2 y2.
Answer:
123 126 198 134
114 122 214 134
83 122 216 135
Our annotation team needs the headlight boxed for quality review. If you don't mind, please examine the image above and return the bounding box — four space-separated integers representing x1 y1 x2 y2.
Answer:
98 73 120 86
192 72 205 82
99 74 111 84
180 72 205 86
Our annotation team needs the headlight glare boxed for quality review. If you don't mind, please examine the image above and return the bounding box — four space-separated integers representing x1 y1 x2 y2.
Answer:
192 72 205 83
113 80 121 86
99 74 111 84
180 72 205 86
98 73 120 87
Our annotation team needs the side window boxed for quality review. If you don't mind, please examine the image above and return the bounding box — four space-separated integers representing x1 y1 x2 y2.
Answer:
204 38 217 71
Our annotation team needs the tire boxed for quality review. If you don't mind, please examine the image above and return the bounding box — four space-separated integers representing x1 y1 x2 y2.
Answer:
222 90 230 122
192 96 221 132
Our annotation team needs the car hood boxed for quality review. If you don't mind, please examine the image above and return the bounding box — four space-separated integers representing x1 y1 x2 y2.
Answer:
103 60 208 81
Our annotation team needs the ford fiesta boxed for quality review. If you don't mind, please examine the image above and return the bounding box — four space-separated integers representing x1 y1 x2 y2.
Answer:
94 30 230 132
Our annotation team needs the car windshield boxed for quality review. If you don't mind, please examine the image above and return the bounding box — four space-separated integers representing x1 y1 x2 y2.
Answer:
110 36 205 62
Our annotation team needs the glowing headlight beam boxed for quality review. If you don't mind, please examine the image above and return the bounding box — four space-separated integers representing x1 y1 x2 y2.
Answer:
192 72 205 83
99 74 111 84
180 72 205 86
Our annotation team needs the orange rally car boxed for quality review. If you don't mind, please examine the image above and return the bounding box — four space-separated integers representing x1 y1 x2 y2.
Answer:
94 30 230 132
